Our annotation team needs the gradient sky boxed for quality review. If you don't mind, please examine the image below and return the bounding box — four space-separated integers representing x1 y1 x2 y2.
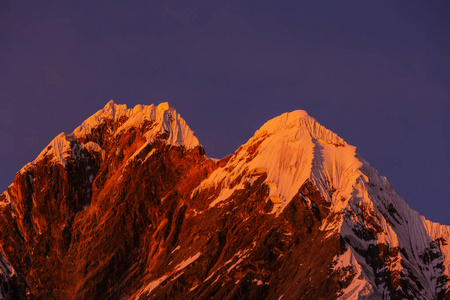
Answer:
1 1 449 224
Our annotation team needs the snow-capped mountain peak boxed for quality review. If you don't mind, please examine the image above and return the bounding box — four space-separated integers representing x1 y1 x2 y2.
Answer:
3 104 450 299
257 110 346 147
191 108 450 299
195 109 355 213
21 101 200 172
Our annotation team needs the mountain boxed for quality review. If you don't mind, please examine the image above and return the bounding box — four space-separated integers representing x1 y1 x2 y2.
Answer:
0 101 449 299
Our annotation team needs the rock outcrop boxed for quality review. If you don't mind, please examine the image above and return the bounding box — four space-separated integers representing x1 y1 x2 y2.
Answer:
0 102 449 299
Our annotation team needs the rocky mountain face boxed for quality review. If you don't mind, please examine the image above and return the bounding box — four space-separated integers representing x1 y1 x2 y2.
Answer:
0 101 449 299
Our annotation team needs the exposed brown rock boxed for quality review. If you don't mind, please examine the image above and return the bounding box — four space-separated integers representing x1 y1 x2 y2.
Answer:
1 104 449 299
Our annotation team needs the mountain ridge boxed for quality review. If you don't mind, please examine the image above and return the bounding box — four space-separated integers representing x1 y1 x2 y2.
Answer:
0 101 449 299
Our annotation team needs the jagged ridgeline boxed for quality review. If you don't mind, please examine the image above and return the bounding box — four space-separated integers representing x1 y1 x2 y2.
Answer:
0 101 449 299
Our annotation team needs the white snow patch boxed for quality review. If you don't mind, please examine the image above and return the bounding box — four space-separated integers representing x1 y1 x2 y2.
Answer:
125 142 150 166
204 271 217 282
143 148 157 164
137 275 169 299
224 258 234 266
226 249 251 273
171 245 181 254
137 252 201 298
173 252 201 273
209 183 245 208
211 275 221 285
189 284 199 292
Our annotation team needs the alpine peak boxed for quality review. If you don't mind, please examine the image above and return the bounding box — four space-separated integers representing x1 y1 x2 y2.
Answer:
21 101 200 172
3 103 450 300
257 110 346 147
196 109 354 214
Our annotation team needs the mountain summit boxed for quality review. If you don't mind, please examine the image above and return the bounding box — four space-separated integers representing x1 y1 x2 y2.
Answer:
20 101 199 175
0 102 449 299
196 109 351 214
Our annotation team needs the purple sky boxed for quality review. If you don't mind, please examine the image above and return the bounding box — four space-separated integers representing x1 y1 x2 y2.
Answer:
1 1 449 224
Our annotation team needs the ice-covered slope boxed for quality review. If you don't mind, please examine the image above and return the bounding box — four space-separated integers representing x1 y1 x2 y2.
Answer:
1 104 449 299
74 101 199 149
195 110 358 213
195 109 450 299
21 100 199 171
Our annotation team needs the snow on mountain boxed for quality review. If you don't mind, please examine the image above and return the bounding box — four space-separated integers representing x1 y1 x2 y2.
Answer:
113 102 199 149
1 103 449 299
194 109 358 213
19 100 199 172
194 108 450 299
75 100 199 149
332 247 375 299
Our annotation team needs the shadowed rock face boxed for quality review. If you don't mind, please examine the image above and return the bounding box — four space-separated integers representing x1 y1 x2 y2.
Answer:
1 102 449 299
0 114 214 299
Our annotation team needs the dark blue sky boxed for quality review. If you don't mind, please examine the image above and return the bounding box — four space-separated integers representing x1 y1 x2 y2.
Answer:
1 1 449 224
